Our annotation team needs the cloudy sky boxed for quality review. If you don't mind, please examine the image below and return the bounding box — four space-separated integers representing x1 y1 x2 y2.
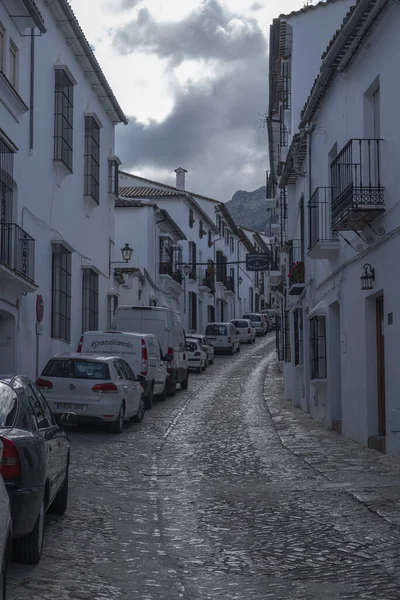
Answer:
69 0 312 202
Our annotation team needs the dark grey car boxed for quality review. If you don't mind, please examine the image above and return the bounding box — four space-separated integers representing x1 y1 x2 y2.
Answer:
0 440 12 600
0 376 73 565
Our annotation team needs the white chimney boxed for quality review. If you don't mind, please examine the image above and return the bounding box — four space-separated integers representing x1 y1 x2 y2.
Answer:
175 167 187 190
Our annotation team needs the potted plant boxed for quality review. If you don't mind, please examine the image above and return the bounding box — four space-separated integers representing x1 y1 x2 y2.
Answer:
288 261 305 284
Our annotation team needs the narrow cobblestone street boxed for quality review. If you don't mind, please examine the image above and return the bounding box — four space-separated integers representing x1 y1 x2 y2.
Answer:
8 336 400 599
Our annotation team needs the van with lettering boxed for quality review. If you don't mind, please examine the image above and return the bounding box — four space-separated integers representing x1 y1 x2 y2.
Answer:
76 331 168 410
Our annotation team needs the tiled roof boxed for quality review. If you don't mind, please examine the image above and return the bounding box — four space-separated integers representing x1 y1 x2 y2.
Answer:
23 0 46 32
300 0 390 127
279 0 344 19
119 186 183 198
115 199 151 207
50 0 127 124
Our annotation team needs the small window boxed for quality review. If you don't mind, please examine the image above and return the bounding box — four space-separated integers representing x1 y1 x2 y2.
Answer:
52 244 72 343
84 116 100 203
310 316 327 379
199 220 205 238
54 68 74 171
108 159 119 196
217 215 221 232
230 236 234 253
208 231 212 247
9 39 18 89
82 268 99 333
189 208 194 228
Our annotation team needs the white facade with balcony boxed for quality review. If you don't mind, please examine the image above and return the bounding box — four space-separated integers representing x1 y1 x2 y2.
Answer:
269 0 400 456
0 0 126 378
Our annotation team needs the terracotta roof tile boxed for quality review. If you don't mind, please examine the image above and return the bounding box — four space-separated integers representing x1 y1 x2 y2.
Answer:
279 0 344 19
118 186 183 198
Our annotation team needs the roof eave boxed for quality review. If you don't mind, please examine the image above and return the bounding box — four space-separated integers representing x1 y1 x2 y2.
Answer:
21 0 47 33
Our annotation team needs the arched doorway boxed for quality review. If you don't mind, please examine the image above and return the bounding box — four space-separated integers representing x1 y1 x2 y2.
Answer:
0 310 16 373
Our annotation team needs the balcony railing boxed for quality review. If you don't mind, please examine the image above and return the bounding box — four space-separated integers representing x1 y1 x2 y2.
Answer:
159 261 182 284
0 223 35 281
331 139 384 230
287 239 305 295
308 187 339 256
198 268 215 292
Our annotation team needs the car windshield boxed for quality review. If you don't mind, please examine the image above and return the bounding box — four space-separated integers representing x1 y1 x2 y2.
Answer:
42 359 111 380
206 325 227 336
0 382 18 427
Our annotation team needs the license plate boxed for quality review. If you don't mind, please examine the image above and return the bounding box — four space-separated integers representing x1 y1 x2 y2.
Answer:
208 337 216 341
54 403 87 412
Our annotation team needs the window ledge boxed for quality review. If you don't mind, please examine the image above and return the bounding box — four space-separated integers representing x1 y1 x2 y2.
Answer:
0 72 28 120
53 160 73 179
84 194 100 206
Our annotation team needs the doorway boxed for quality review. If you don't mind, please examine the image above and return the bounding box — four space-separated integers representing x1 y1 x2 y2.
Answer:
376 296 386 438
0 311 16 373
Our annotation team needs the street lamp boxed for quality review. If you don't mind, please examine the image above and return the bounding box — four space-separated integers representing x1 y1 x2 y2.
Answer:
183 264 191 277
238 276 243 285
111 243 134 265
361 263 375 290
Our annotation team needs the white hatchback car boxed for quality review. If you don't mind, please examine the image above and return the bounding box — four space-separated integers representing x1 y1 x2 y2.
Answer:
186 339 207 373
37 354 145 434
186 334 215 365
231 319 256 344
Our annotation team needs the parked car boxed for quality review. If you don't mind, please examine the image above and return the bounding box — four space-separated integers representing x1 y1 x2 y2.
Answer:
242 313 267 336
231 319 256 344
204 322 240 354
186 334 215 365
113 306 189 395
36 354 145 433
0 439 12 595
76 331 168 409
0 375 73 565
186 339 207 373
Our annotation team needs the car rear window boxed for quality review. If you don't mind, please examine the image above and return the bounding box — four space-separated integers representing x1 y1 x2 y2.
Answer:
238 320 249 328
244 314 261 322
0 382 18 427
206 324 227 336
186 341 198 352
42 359 111 380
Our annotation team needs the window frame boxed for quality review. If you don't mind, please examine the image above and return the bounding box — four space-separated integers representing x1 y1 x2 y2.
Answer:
51 243 72 343
82 268 99 333
8 38 18 89
0 23 5 74
294 309 303 366
108 159 119 196
309 315 327 380
84 115 100 203
54 68 74 172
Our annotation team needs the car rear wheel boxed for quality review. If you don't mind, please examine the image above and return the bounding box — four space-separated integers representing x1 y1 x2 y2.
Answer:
48 469 69 515
180 372 189 390
166 377 177 396
132 396 146 422
13 496 45 565
157 383 167 401
144 386 154 409
109 403 125 434
230 346 235 355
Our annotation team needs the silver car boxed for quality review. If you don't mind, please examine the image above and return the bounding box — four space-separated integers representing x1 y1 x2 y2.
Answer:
0 439 12 599
231 319 256 344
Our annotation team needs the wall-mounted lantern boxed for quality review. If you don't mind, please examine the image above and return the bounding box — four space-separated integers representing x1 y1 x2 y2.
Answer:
361 263 375 291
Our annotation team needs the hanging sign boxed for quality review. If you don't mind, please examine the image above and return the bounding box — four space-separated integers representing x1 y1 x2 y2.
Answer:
246 253 270 271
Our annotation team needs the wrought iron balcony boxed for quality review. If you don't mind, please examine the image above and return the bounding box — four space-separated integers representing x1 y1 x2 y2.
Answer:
159 261 183 285
331 139 384 231
0 223 35 282
308 187 339 259
225 276 235 294
198 268 215 293
287 239 305 296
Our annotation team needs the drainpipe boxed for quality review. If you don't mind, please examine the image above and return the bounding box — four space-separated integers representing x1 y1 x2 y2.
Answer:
29 28 34 151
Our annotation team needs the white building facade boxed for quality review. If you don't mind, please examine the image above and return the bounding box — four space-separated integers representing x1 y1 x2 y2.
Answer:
0 0 126 378
270 0 400 455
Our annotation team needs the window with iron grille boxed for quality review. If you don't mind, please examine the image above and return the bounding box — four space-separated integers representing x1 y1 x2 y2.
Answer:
216 250 226 285
188 241 196 270
189 291 197 331
84 116 100 203
310 316 326 379
230 235 234 253
51 244 71 342
294 309 303 366
107 294 118 328
82 268 99 332
225 228 230 245
108 159 119 196
189 208 194 228
284 310 291 363
54 69 74 171
9 39 18 89
217 214 221 232
159 236 172 276
208 230 212 247
249 287 254 312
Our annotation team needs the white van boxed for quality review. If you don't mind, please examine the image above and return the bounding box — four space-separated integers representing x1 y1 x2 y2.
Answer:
204 322 240 355
76 331 168 409
113 306 189 396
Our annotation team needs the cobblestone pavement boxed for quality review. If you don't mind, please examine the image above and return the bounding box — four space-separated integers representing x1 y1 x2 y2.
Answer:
8 336 400 599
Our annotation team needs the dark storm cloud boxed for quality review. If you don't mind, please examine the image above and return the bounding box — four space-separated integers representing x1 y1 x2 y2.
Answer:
113 0 268 201
113 0 266 63
250 2 264 10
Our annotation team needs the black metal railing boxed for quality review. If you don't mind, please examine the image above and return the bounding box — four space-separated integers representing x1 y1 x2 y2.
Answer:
225 276 235 293
287 239 305 288
331 138 384 226
308 187 338 249
198 268 215 291
159 263 183 284
0 223 35 281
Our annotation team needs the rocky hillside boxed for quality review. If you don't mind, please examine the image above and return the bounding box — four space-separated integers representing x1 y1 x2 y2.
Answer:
225 186 267 232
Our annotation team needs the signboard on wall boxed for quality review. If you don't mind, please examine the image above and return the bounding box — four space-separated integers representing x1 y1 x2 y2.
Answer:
245 253 269 271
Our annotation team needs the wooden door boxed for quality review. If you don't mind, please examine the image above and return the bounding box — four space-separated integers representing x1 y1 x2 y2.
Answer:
376 296 386 436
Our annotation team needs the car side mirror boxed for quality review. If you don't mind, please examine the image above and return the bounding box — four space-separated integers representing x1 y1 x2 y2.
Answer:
136 374 146 384
59 412 79 428
164 354 174 362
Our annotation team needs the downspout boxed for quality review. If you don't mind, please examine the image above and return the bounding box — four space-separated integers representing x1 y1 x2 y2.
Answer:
29 28 34 151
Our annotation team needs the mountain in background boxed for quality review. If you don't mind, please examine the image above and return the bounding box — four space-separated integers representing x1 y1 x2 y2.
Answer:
225 186 267 232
